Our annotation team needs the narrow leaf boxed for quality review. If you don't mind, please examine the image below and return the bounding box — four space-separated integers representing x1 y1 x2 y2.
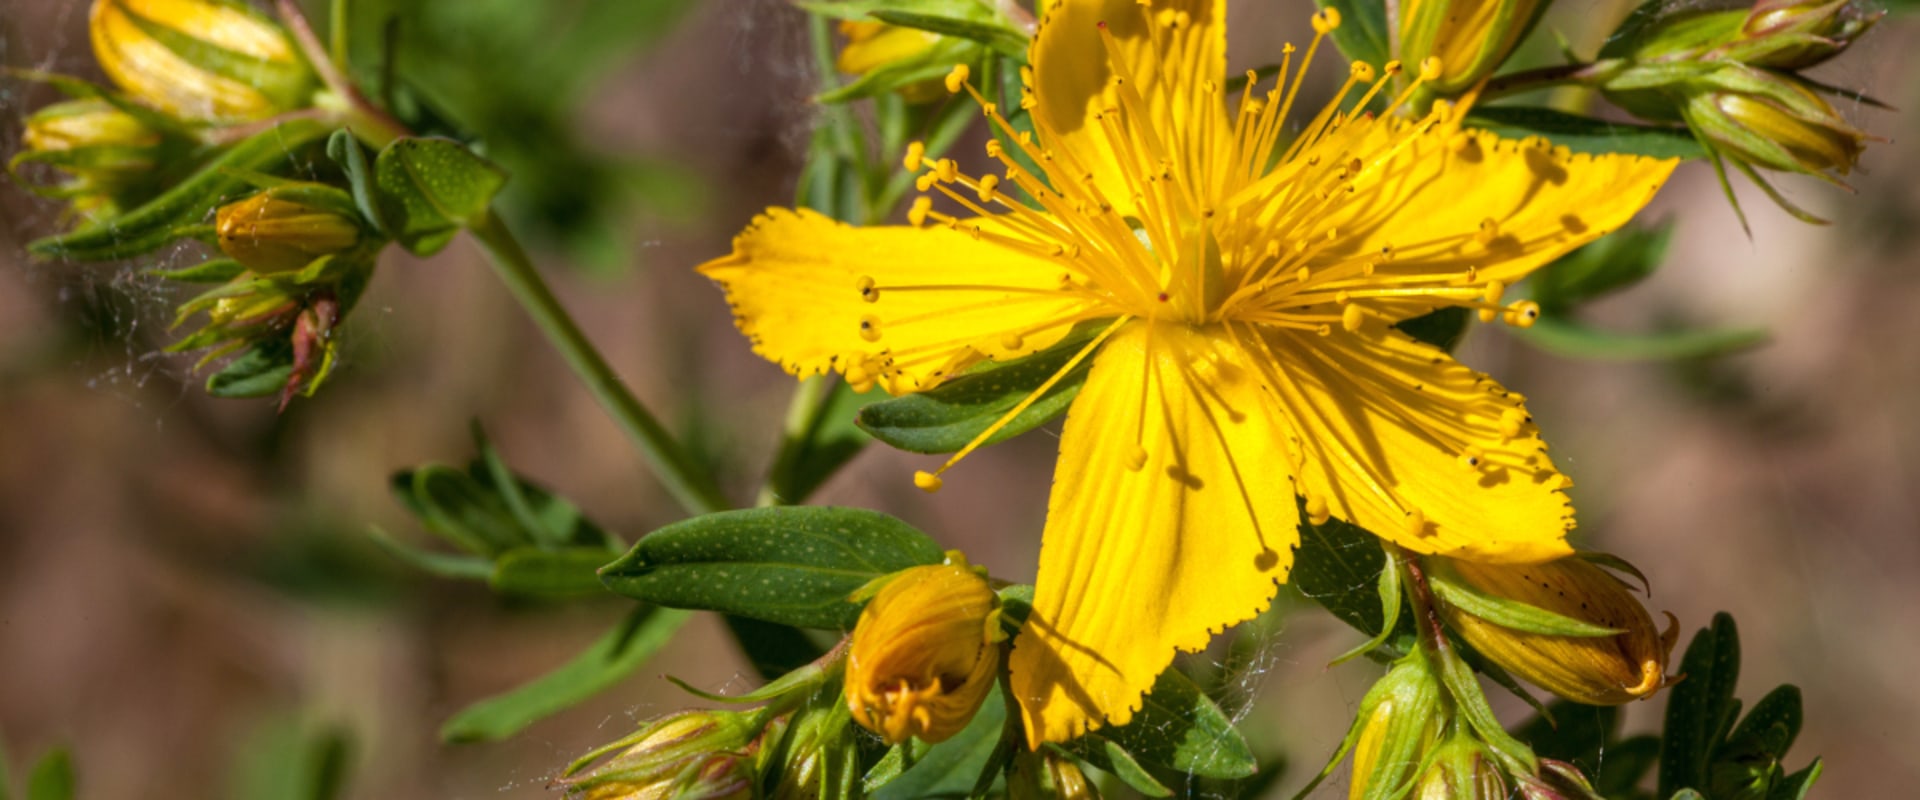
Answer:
857 329 1097 454
1659 613 1742 796
440 607 687 743
1070 740 1171 797
488 547 615 596
366 527 495 581
870 683 1007 800
1515 316 1768 361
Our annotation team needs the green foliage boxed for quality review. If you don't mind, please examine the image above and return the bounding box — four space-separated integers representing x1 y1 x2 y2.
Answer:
227 718 352 800
1468 106 1707 160
856 329 1098 454
869 683 1009 800
801 1 1028 59
599 506 945 629
440 607 690 743
370 137 507 256
27 119 333 261
1515 702 1661 800
764 379 883 505
23 749 70 800
1659 613 1823 800
1070 668 1258 782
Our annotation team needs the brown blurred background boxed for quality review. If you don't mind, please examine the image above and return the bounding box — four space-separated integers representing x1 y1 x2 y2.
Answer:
2 0 1916 797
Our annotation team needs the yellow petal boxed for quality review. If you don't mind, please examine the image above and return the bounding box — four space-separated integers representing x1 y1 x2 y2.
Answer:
1029 0 1230 216
697 208 1090 394
1257 122 1676 322
1248 325 1574 564
1008 321 1296 745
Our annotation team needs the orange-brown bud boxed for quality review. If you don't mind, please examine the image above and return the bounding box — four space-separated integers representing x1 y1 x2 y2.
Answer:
215 186 362 272
846 560 1001 744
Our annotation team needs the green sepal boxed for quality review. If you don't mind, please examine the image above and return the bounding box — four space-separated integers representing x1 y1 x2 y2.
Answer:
1330 548 1404 666
440 606 689 743
29 119 332 261
326 130 386 236
1467 106 1707 159
488 547 616 596
372 137 508 256
206 337 298 398
868 682 1008 800
149 258 247 284
856 325 1100 454
1427 566 1624 638
365 526 495 581
666 652 839 706
598 507 945 630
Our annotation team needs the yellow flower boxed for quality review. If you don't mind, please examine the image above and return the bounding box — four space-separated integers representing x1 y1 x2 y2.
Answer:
1398 0 1542 94
1435 556 1679 705
90 0 315 123
699 0 1675 744
845 560 1002 744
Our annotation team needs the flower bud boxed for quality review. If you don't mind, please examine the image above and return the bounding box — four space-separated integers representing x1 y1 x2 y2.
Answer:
18 99 162 180
215 184 364 273
1685 67 1867 178
1434 556 1678 706
1009 749 1099 800
845 559 1001 744
560 709 766 800
1347 650 1442 800
1514 759 1607 800
90 0 316 123
1731 0 1882 69
832 20 955 104
768 704 857 800
1411 739 1506 800
1398 0 1544 94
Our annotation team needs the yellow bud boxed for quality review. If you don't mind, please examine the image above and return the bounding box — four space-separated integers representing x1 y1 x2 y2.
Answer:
835 20 947 103
215 186 362 273
1435 556 1679 706
12 99 166 210
1009 749 1097 800
90 0 315 123
1399 0 1543 94
846 561 1000 744
561 709 763 800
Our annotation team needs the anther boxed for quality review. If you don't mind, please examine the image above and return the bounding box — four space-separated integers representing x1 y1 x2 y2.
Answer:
908 196 933 227
1124 446 1147 472
1419 57 1444 82
1479 280 1508 322
1499 409 1529 439
845 361 871 386
1502 300 1541 329
914 471 944 493
856 275 879 303
1349 61 1376 83
935 159 959 183
976 174 1000 202
1305 494 1332 525
903 141 926 172
985 140 1002 159
1311 8 1341 34
1341 304 1367 333
859 315 883 343
915 173 937 192
944 64 970 94
1382 60 1403 77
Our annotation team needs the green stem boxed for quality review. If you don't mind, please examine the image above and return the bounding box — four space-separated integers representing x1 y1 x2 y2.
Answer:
1480 62 1608 102
468 210 729 516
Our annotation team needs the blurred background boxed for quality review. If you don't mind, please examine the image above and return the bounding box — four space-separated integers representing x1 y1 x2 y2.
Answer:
1 0 1916 797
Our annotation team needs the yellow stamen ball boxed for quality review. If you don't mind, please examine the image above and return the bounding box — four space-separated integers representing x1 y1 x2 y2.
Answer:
1312 8 1342 34
1420 57 1444 82
903 141 926 172
944 64 970 94
913 471 944 493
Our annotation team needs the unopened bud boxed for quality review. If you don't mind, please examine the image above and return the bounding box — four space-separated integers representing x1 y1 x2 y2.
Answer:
1687 68 1868 177
1434 556 1678 706
90 0 316 123
1009 749 1098 800
1347 650 1443 800
215 184 363 273
1398 0 1544 94
835 20 950 104
560 709 765 800
1412 739 1506 800
11 98 168 218
846 557 1001 744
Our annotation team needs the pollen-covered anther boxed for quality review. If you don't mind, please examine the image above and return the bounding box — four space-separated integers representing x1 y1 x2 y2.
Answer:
984 140 1002 159
1305 494 1332 526
859 315 883 343
1124 445 1147 472
944 64 970 94
1503 300 1542 328
915 173 937 192
1478 280 1508 322
1382 60 1404 77
1349 61 1376 83
903 141 926 172
1311 7 1342 34
976 174 1000 202
935 159 959 184
856 275 880 303
1341 304 1368 333
1499 408 1530 440
908 196 934 227
913 470 944 493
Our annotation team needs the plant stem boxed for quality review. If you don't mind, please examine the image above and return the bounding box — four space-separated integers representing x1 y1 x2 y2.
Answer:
1480 62 1604 102
468 210 729 517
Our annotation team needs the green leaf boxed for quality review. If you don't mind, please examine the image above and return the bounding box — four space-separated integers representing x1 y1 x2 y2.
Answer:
1292 516 1390 636
1313 0 1391 68
856 329 1098 454
372 137 507 256
1530 223 1674 313
1081 668 1257 780
870 682 1007 800
1515 316 1768 361
325 130 385 236
227 717 353 800
206 338 296 399
1765 759 1822 800
1395 306 1472 351
1723 685 1803 761
150 258 247 284
1069 740 1172 797
1428 569 1624 637
440 607 688 743
599 507 945 629
488 547 614 596
766 379 883 505
1467 106 1707 159
1659 613 1742 797
24 749 71 800
400 465 526 556
366 527 495 581
28 119 333 262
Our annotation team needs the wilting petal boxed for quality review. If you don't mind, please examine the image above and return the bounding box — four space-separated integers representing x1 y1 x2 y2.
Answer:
1008 322 1296 745
1251 324 1574 564
697 208 1091 394
1245 120 1676 323
1029 0 1229 216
